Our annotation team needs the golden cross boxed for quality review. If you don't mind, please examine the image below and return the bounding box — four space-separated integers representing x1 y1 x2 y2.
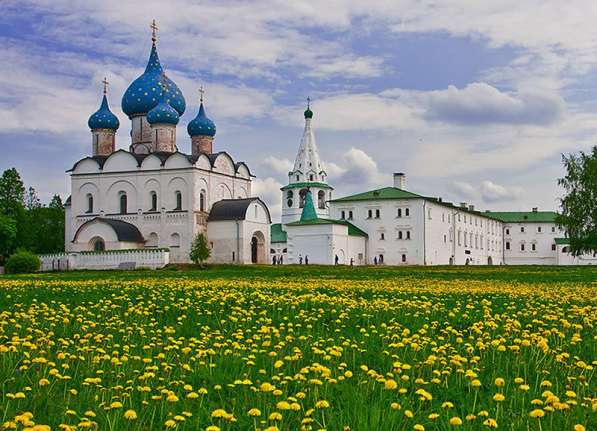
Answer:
102 77 109 95
150 19 159 43
199 85 205 103
307 96 311 109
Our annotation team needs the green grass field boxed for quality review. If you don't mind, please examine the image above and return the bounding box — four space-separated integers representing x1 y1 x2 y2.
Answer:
0 265 595 430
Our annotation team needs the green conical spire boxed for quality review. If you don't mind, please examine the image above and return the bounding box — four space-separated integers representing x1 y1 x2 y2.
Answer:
300 190 318 222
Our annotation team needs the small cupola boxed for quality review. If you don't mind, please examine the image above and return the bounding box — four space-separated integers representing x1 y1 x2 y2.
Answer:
88 78 119 156
147 73 179 152
188 86 217 154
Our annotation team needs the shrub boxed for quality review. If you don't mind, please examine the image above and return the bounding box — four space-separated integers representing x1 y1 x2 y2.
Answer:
5 250 41 274
190 233 210 267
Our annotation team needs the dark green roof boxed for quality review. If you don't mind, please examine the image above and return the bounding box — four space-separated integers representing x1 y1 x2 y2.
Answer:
484 211 558 223
270 223 287 243
300 190 318 222
286 218 368 237
330 186 423 202
554 237 569 245
281 182 333 191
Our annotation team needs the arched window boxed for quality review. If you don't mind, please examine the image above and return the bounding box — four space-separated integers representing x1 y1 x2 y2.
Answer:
299 189 308 208
119 192 127 214
286 190 293 208
199 190 206 212
175 191 182 210
318 190 325 209
86 194 93 214
170 233 181 248
150 191 157 211
401 254 406 263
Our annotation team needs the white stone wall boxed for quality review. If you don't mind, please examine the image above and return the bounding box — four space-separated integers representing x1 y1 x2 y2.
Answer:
556 245 597 265
39 249 170 271
206 200 270 264
503 222 562 265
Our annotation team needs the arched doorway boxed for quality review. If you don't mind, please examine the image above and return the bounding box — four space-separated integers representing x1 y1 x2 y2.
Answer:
250 231 266 264
488 256 493 265
90 237 105 251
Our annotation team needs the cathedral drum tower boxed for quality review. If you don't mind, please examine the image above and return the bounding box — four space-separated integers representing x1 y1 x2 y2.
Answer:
280 100 333 224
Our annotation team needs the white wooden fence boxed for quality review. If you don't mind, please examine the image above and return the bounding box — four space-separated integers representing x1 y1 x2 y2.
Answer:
39 249 170 271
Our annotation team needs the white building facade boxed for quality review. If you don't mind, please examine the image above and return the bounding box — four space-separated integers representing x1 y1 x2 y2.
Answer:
64 27 270 265
270 112 591 266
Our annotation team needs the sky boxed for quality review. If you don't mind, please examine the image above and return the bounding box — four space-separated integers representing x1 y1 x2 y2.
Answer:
2 1 597 221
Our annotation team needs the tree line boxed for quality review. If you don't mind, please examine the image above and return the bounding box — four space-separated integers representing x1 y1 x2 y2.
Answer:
0 168 65 264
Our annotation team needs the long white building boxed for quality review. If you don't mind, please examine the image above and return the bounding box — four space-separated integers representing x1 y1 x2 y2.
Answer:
270 108 596 266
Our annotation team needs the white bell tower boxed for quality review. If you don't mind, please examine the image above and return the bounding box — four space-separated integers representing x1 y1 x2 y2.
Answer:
281 100 333 224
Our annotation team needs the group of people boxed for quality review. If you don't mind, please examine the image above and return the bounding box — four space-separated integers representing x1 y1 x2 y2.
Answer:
270 254 356 265
271 255 284 265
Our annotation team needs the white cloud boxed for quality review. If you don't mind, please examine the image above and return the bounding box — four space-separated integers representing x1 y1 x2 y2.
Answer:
480 180 522 202
260 156 293 177
331 148 386 186
252 176 283 221
447 179 522 205
424 83 565 126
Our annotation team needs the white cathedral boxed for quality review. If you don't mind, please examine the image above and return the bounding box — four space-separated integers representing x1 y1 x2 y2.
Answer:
53 24 594 270
63 26 271 266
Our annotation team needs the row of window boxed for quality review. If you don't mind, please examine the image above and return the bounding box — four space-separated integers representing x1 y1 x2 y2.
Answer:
377 230 411 240
505 226 556 235
506 241 557 252
85 190 207 215
286 189 327 210
340 208 411 220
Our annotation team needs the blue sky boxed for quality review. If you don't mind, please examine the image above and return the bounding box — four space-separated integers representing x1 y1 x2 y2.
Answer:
2 1 597 220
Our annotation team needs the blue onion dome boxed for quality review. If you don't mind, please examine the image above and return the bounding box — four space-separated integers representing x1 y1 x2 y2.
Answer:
121 43 186 117
187 102 216 137
88 94 120 130
147 84 180 125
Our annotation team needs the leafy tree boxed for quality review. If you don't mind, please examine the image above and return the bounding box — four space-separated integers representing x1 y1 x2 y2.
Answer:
556 146 597 256
0 168 25 219
0 215 17 264
25 186 41 210
190 232 210 267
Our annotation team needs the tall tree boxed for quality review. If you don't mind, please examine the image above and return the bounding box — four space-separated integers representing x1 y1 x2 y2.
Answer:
25 186 41 210
556 146 597 256
0 168 25 219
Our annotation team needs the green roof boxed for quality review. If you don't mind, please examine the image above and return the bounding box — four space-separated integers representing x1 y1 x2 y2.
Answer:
270 223 287 243
554 237 570 245
281 182 333 191
330 186 423 202
484 211 558 223
300 191 318 222
286 218 368 237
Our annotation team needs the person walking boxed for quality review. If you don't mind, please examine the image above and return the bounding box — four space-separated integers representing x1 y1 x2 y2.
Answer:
350 258 354 266
272 255 277 265
373 256 378 265
305 256 309 265
335 254 339 265
299 254 303 265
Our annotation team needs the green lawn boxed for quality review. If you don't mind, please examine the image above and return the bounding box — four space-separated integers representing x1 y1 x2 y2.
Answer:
0 265 595 431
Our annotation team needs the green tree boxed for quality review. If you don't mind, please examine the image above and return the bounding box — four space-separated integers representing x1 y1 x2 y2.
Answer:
190 232 210 267
0 215 17 264
0 168 25 219
556 146 597 256
25 186 41 210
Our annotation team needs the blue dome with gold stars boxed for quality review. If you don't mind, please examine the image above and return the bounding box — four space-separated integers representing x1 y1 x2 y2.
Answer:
121 43 186 118
88 94 120 130
187 103 216 137
147 86 180 125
